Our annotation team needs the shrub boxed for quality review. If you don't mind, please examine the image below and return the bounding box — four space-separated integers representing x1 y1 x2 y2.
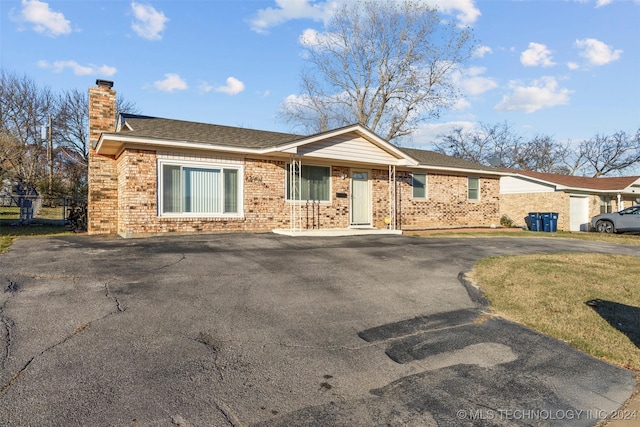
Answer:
500 214 514 228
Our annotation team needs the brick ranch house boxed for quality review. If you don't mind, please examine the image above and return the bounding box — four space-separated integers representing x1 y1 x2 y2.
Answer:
500 169 640 231
88 80 506 238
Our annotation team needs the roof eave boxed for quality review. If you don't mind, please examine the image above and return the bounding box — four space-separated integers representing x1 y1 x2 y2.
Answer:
556 185 639 194
95 134 267 156
510 172 640 193
415 164 507 176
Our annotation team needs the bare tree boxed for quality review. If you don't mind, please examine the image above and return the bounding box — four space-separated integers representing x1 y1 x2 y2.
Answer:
56 88 139 165
0 70 54 192
280 0 475 141
577 130 640 177
435 121 640 177
1 70 139 196
511 135 572 174
433 122 524 167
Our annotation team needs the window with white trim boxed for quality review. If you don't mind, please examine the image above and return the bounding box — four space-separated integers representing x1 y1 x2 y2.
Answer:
286 164 331 201
468 177 480 200
412 173 427 199
158 160 242 216
600 196 612 214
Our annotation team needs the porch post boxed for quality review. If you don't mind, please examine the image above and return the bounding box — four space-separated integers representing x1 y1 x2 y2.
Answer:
289 154 303 232
388 165 397 230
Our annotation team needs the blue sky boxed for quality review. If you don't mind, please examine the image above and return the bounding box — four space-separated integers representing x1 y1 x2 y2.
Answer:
1 0 639 149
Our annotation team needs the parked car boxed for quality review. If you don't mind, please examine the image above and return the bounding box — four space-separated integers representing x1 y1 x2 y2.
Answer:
591 205 640 233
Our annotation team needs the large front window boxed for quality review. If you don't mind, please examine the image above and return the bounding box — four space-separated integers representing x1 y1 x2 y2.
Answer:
159 161 241 216
286 164 331 201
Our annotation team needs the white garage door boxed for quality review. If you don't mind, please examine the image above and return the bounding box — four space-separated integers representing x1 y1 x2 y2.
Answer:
569 196 589 231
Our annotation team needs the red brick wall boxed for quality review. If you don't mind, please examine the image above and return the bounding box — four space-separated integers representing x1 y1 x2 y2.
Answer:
375 170 501 229
114 155 357 237
87 83 117 235
97 144 502 237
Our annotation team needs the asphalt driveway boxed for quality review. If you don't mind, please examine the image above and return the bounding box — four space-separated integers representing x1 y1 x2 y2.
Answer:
0 233 637 426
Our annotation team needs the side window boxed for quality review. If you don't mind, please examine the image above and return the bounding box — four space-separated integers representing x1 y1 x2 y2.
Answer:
468 177 480 201
412 173 427 199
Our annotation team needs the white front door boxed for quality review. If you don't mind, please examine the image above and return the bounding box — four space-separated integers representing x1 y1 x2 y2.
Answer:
351 171 370 225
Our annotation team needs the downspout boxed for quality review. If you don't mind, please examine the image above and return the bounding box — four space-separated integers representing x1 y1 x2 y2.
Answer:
388 165 392 230
392 165 397 230
389 165 398 230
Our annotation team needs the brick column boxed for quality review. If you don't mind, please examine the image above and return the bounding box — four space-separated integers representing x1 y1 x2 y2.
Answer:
87 80 118 235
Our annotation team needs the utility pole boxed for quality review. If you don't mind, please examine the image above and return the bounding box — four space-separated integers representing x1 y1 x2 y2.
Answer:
48 114 53 197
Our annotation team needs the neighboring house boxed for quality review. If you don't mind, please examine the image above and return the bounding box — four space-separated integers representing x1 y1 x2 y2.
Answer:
88 80 505 238
500 169 640 232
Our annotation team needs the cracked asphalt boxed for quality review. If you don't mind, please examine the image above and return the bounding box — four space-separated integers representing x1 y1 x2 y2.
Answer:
0 233 637 426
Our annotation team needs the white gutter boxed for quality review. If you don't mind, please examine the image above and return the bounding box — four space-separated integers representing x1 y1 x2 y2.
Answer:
413 164 507 177
96 134 265 155
509 172 638 194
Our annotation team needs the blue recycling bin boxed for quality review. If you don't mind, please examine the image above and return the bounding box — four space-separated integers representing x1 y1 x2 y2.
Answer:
528 212 542 231
542 212 559 232
549 212 558 232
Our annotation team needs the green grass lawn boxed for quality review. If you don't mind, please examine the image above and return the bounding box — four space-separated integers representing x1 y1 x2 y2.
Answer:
0 206 73 252
469 253 640 373
415 229 640 246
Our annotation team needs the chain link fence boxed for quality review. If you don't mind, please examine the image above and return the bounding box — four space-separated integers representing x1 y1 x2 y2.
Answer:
0 195 87 231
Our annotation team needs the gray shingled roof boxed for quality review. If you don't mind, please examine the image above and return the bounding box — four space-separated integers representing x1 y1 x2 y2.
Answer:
117 114 303 149
398 147 499 172
114 114 497 173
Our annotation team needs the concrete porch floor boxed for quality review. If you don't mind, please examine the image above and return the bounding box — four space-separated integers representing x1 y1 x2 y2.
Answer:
272 228 403 237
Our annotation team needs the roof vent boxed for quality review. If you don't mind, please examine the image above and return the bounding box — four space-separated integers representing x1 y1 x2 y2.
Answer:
96 79 114 89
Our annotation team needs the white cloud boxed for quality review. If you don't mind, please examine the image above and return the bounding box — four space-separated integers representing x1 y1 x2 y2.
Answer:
17 0 71 36
412 120 476 147
495 77 572 113
198 82 214 94
249 0 481 34
473 45 492 58
567 62 580 70
596 0 614 7
154 73 188 92
299 28 322 46
298 28 344 49
575 38 622 66
452 66 498 97
131 2 169 40
283 93 312 108
38 60 117 76
428 0 481 25
249 0 334 34
451 98 472 111
520 42 556 67
215 77 245 95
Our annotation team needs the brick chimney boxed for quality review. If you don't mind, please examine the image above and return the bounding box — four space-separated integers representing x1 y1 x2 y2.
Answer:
87 79 118 235
89 80 116 146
